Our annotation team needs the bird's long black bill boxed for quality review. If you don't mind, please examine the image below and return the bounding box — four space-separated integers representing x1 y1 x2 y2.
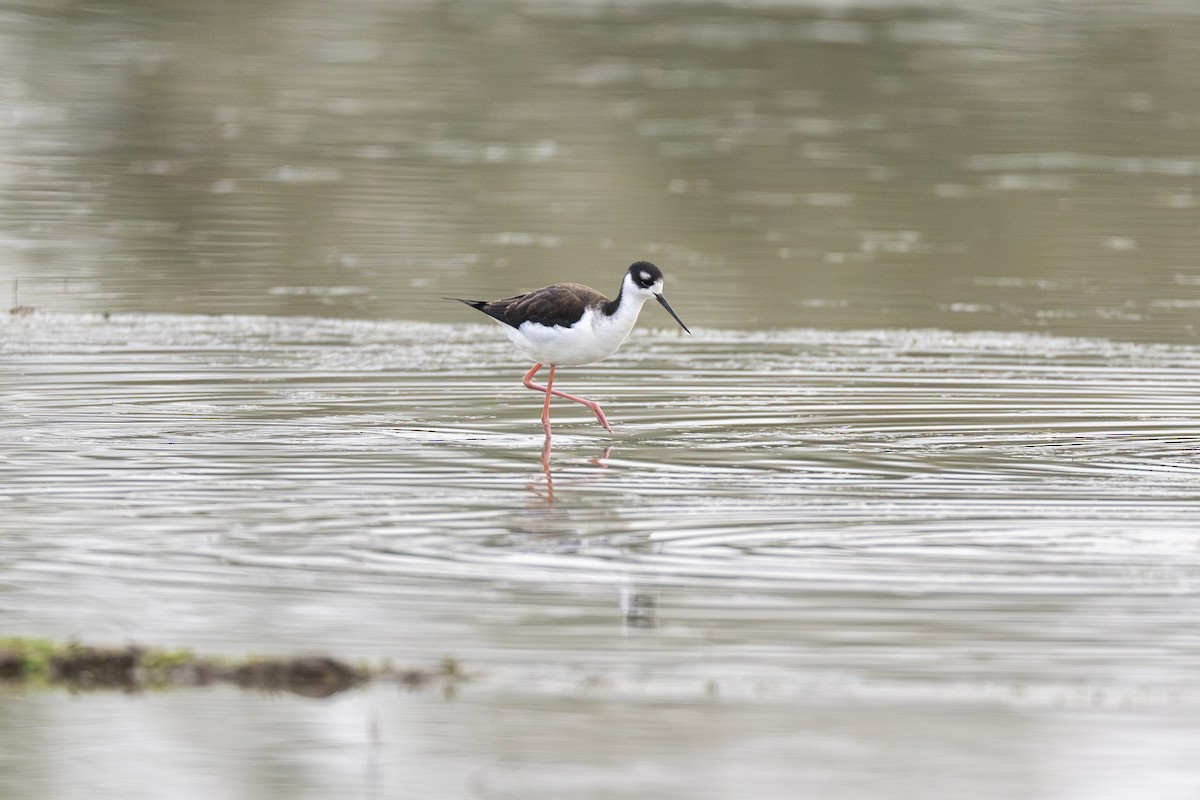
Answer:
655 293 691 334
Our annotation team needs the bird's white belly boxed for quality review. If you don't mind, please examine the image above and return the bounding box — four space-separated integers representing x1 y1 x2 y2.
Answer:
504 307 637 366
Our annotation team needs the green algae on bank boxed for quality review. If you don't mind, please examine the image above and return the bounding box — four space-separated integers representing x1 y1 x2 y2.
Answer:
0 638 460 698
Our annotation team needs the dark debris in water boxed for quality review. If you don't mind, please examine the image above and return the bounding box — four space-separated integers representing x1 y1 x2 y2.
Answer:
229 655 366 698
0 639 460 699
50 645 141 689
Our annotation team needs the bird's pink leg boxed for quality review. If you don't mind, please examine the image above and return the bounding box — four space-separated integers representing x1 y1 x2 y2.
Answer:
522 363 554 438
521 362 612 433
540 365 556 437
554 383 612 432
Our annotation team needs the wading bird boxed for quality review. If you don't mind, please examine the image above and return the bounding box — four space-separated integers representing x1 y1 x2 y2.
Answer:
455 261 690 437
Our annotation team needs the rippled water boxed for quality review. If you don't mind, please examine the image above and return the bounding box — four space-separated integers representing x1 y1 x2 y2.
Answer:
4 310 1200 796
5 311 1199 680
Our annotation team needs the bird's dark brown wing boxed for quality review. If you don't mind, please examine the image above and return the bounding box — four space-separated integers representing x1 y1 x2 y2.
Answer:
460 283 608 329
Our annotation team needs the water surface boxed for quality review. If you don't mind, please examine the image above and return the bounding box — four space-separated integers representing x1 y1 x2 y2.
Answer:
5 312 1199 682
4 310 1200 797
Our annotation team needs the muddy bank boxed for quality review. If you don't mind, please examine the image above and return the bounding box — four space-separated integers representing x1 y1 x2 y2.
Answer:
0 638 461 698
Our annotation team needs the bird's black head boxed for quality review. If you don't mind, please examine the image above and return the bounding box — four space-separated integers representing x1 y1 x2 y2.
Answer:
628 261 663 289
623 259 689 333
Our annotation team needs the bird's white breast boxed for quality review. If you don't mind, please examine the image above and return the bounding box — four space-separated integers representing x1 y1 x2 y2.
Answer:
504 301 644 367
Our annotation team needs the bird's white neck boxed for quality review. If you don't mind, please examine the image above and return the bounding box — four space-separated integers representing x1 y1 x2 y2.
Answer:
604 273 654 319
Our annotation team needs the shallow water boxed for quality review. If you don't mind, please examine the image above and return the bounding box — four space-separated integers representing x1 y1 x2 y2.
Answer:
3 312 1200 796
6 685 1200 800
6 315 1200 671
4 0 1200 797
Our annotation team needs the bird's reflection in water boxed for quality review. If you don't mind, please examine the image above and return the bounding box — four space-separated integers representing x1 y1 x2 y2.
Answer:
519 439 659 630
526 436 612 505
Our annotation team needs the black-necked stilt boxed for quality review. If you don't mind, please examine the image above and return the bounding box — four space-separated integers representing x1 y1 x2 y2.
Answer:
455 261 690 437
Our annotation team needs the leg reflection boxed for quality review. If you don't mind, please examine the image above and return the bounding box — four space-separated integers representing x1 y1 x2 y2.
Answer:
534 435 554 503
526 438 613 506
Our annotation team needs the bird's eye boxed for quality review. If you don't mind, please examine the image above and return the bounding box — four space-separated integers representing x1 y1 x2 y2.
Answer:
638 271 651 285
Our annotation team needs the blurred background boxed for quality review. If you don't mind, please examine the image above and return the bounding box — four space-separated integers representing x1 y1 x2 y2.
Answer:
2 0 1198 341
